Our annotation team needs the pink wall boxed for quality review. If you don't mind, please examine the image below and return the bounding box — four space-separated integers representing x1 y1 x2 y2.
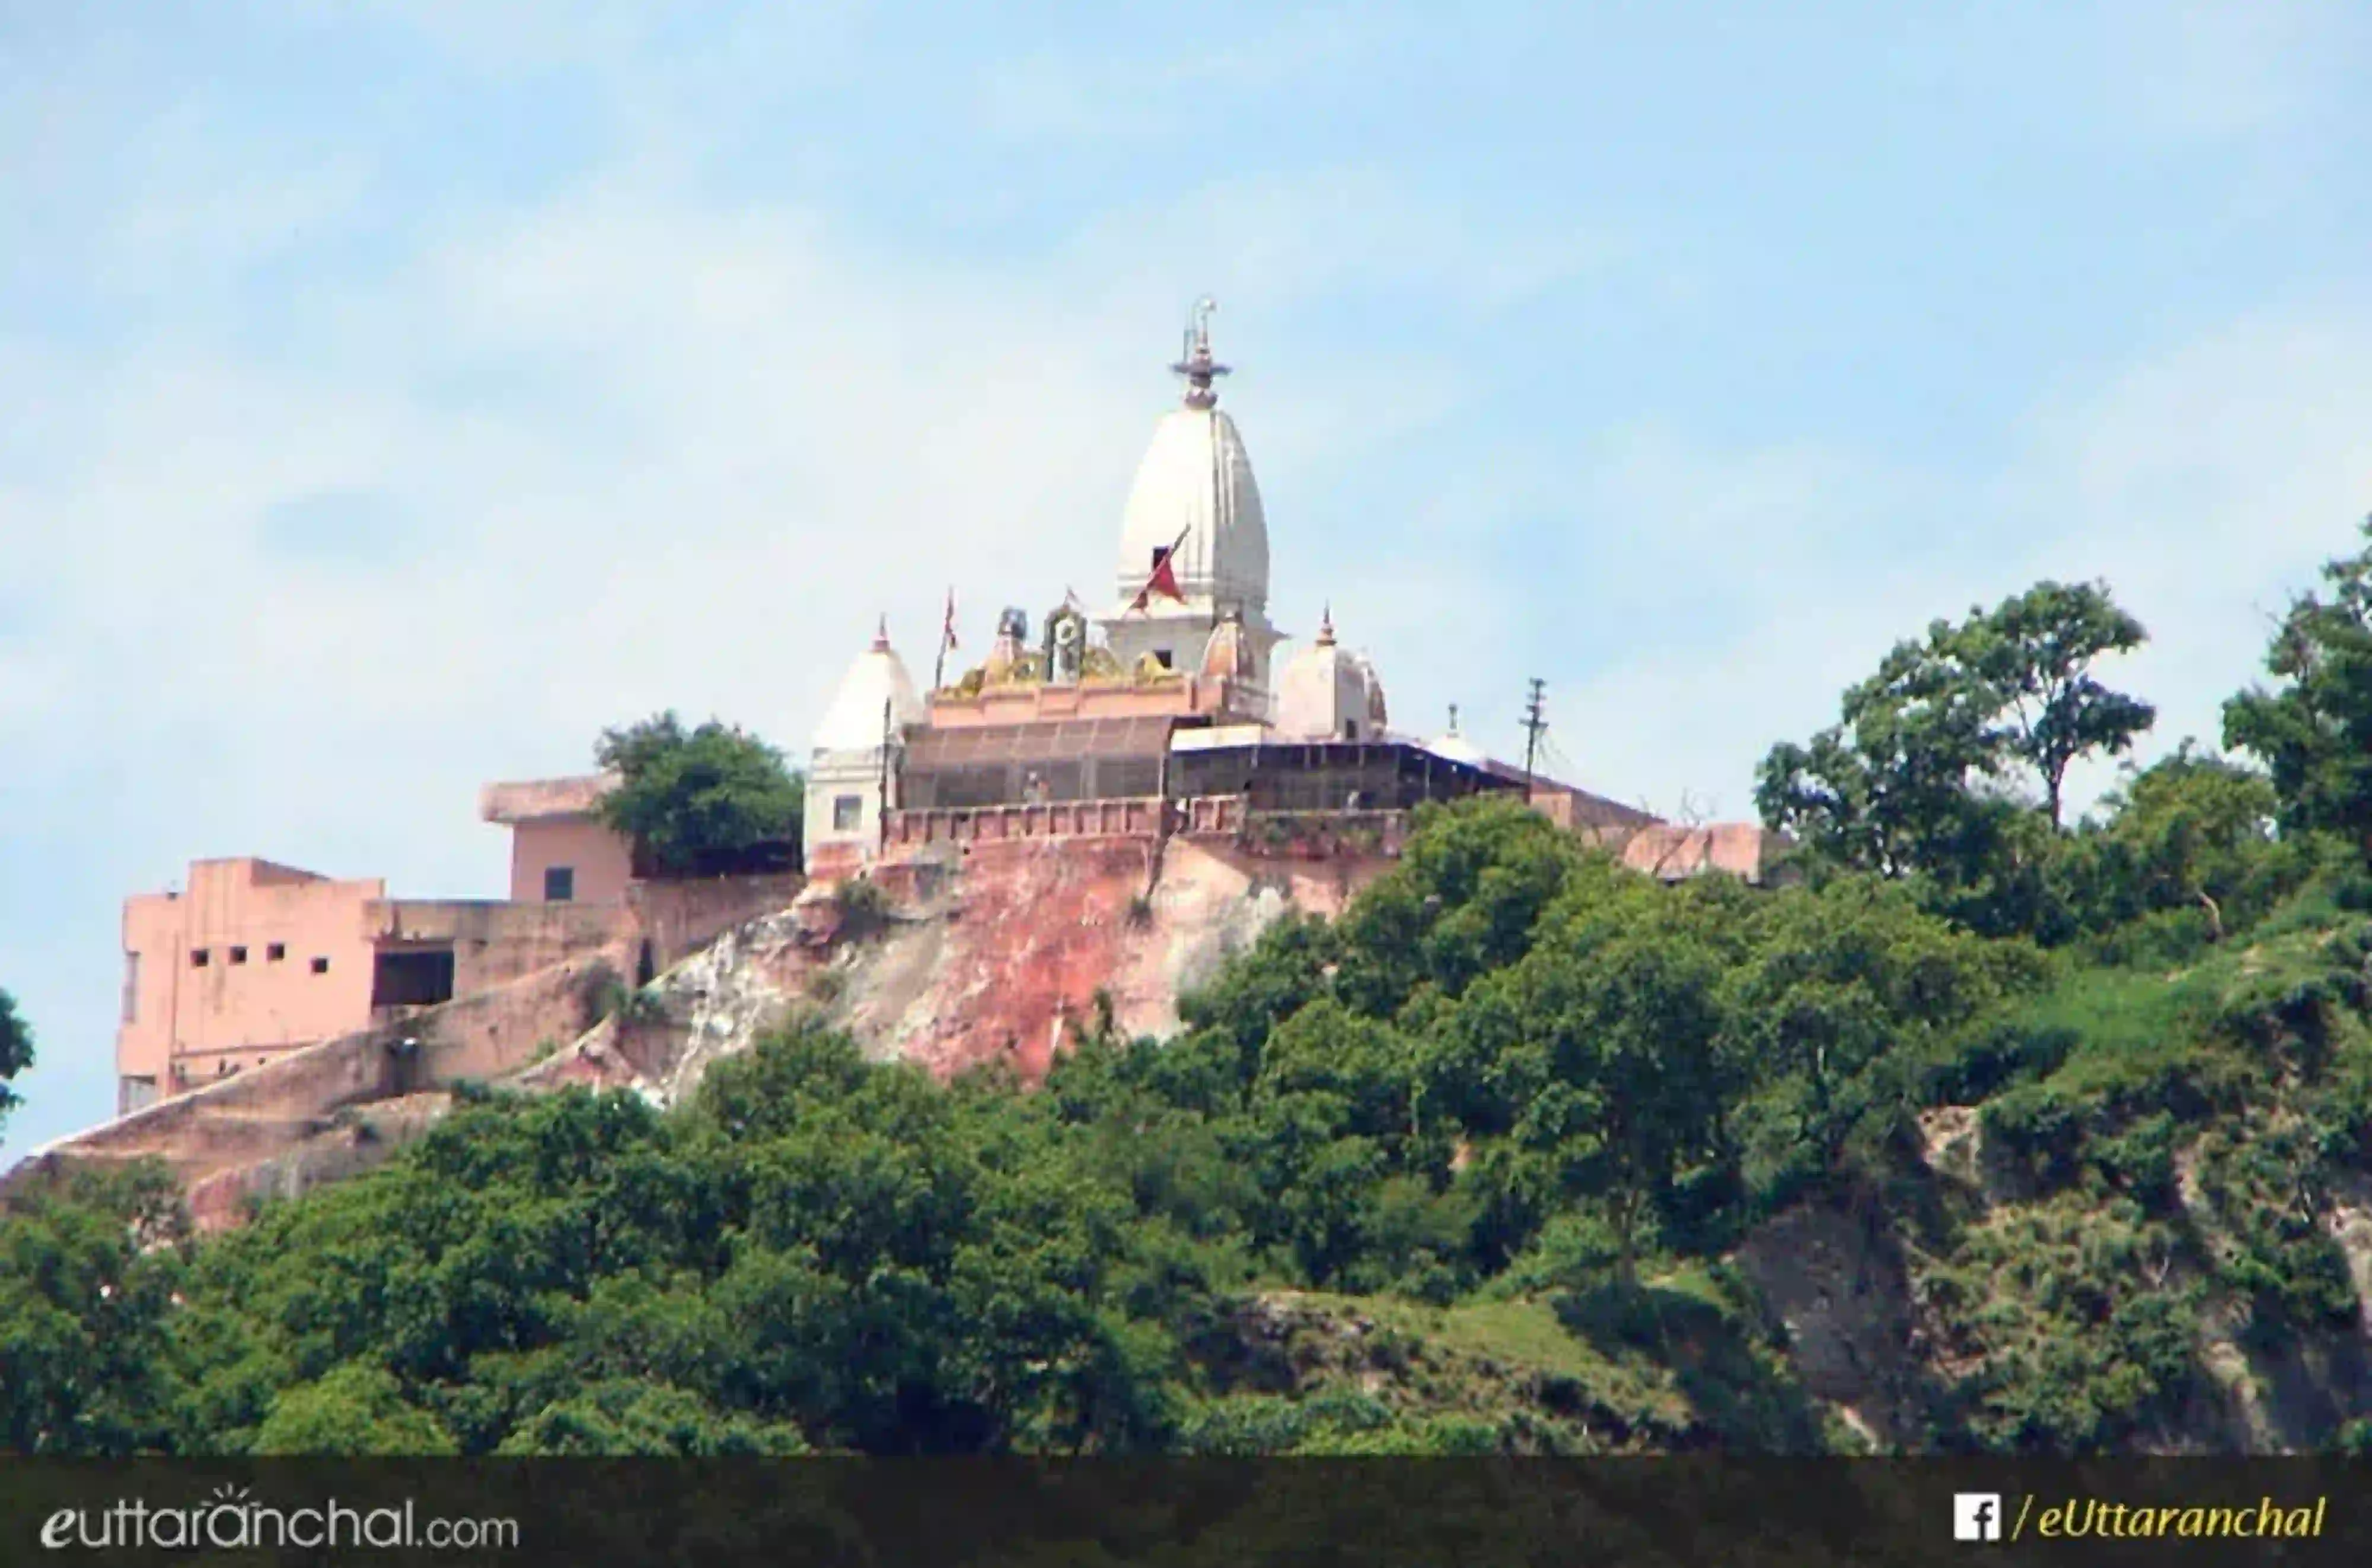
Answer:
118 859 384 1100
115 858 645 1113
506 815 635 906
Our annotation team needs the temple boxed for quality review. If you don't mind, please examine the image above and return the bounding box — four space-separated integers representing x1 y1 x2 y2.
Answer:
101 303 1775 1118
795 301 1762 879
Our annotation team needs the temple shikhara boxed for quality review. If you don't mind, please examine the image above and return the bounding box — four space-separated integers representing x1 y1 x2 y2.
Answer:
87 304 1774 1157
797 303 1749 876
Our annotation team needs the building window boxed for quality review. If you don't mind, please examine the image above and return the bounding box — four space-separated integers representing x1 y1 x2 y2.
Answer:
266 942 286 962
544 865 575 902
118 1075 159 1116
229 945 248 965
190 948 209 967
1152 649 1174 669
1343 721 1359 740
372 947 457 1008
833 794 862 832
310 956 330 975
121 953 141 1023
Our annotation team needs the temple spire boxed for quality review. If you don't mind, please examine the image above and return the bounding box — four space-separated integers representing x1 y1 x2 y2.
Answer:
1169 296 1229 410
1316 604 1335 646
871 615 890 652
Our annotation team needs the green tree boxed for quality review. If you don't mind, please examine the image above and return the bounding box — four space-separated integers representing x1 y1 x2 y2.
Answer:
0 988 30 1141
2224 518 2372 857
0 1165 189 1455
1952 580 2155 826
252 1363 459 1455
1755 628 2011 882
595 711 806 875
2064 742 2291 940
1756 581 2154 933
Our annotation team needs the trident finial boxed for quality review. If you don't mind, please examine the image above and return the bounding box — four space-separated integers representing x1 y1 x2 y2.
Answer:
1169 296 1229 409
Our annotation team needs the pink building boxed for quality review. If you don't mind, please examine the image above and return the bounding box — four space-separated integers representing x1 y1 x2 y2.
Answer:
478 775 636 905
115 851 638 1116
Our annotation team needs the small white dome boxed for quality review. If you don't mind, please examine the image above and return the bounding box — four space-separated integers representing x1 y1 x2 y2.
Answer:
1427 705 1486 765
1427 730 1487 765
812 621 924 755
1274 609 1383 739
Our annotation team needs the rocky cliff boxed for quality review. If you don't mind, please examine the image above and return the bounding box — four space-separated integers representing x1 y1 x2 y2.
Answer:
7 834 1396 1229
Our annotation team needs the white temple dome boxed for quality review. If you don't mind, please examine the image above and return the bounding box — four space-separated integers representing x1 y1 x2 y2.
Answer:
1111 311 1269 614
1427 717 1487 767
812 619 924 755
1274 609 1385 740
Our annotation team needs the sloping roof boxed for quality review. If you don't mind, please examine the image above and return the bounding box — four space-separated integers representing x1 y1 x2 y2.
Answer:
904 716 1178 769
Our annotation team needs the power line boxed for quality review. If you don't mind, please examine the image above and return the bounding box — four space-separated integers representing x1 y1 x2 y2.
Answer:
1520 678 1547 803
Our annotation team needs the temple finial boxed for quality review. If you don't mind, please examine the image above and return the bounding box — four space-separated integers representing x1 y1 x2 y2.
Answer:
1448 702 1459 733
872 615 889 652
1316 604 1335 645
1168 296 1229 410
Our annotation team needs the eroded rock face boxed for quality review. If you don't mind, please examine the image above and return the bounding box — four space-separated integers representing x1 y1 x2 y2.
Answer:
10 835 1398 1232
523 836 1397 1094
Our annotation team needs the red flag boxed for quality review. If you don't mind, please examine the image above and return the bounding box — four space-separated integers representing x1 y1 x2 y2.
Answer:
1131 526 1190 610
941 589 958 650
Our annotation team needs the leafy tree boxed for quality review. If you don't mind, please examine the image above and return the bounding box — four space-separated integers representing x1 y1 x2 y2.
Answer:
2059 742 2293 941
2224 518 2372 857
0 1165 189 1455
1756 628 2016 883
595 711 806 875
0 987 30 1141
1756 580 2154 934
1952 580 2154 826
252 1363 458 1455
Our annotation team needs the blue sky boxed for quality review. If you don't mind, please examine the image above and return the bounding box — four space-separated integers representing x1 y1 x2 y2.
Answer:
5 0 2371 1161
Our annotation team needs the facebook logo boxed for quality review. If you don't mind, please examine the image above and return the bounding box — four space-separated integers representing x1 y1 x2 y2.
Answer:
1954 1494 2003 1541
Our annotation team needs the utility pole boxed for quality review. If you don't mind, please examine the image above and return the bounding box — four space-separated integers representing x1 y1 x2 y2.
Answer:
1520 679 1547 803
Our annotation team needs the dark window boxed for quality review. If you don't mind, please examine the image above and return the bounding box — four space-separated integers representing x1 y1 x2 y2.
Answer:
544 865 575 902
266 942 286 961
190 948 209 967
310 956 330 975
833 794 862 831
1344 721 1359 740
229 945 248 965
373 947 456 1008
1152 649 1174 669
